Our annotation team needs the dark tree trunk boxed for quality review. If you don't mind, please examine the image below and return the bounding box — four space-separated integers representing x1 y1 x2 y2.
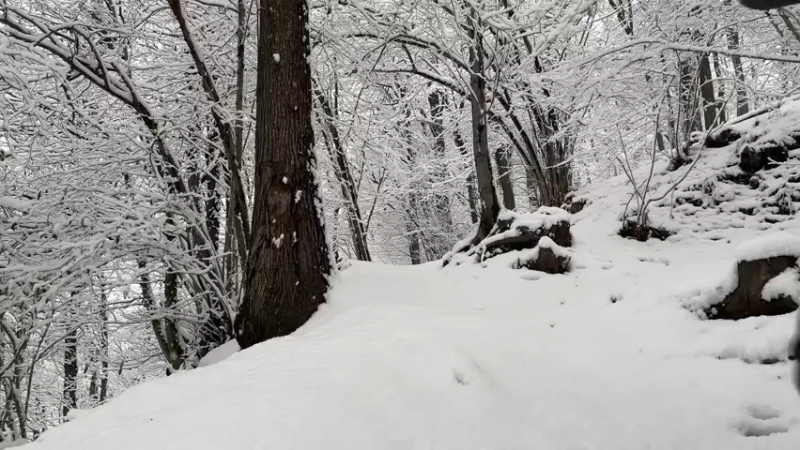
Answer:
525 167 539 209
467 9 500 241
711 53 728 125
454 128 479 224
724 10 750 117
698 52 719 129
400 104 423 265
423 89 454 259
62 327 78 419
678 55 702 142
98 292 109 403
407 193 422 265
235 0 331 349
495 145 516 210
137 260 183 370
427 90 453 230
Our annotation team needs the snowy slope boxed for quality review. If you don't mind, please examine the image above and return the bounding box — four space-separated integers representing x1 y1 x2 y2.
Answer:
24 103 800 450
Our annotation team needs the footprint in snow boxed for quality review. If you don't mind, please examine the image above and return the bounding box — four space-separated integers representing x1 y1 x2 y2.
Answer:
735 404 790 437
451 354 485 387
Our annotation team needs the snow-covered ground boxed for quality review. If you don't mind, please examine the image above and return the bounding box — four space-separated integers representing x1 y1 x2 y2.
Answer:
26 208 800 449
23 101 800 450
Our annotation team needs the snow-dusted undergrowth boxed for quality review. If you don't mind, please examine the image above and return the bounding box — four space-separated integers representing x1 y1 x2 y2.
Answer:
25 103 800 450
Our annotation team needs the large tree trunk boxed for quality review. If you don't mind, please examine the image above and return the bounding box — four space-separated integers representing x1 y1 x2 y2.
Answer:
495 145 516 210
235 0 331 349
467 9 500 241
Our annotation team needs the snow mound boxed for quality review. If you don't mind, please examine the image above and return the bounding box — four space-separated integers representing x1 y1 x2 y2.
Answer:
197 340 241 368
763 269 800 302
737 232 800 262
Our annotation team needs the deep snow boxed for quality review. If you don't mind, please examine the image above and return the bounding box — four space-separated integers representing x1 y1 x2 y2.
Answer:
23 100 800 450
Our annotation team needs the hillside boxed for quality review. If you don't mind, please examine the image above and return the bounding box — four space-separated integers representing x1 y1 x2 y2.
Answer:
18 100 800 450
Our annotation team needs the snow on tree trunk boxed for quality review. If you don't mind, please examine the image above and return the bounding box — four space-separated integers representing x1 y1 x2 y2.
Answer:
235 0 332 348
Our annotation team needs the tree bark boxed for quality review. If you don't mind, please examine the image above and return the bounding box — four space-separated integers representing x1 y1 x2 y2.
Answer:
495 145 516 210
678 54 702 143
61 327 77 419
137 260 183 370
725 21 750 116
711 52 728 125
427 90 454 230
698 52 719 129
406 193 422 265
98 292 108 403
525 167 539 209
467 8 500 241
453 127 479 224
235 0 332 349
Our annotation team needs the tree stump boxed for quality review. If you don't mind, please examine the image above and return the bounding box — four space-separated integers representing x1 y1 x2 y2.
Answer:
516 238 571 274
706 255 799 319
481 207 572 259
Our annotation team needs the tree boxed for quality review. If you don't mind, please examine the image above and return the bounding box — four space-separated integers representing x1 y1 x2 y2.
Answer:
235 0 332 348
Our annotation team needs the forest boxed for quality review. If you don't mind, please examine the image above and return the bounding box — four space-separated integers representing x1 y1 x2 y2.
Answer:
2 0 800 447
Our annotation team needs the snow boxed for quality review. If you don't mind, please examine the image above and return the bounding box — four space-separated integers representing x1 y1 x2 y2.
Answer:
0 196 31 211
737 232 800 261
496 206 570 230
0 440 29 449
197 340 240 368
64 409 91 422
763 269 800 302
273 53 280 63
